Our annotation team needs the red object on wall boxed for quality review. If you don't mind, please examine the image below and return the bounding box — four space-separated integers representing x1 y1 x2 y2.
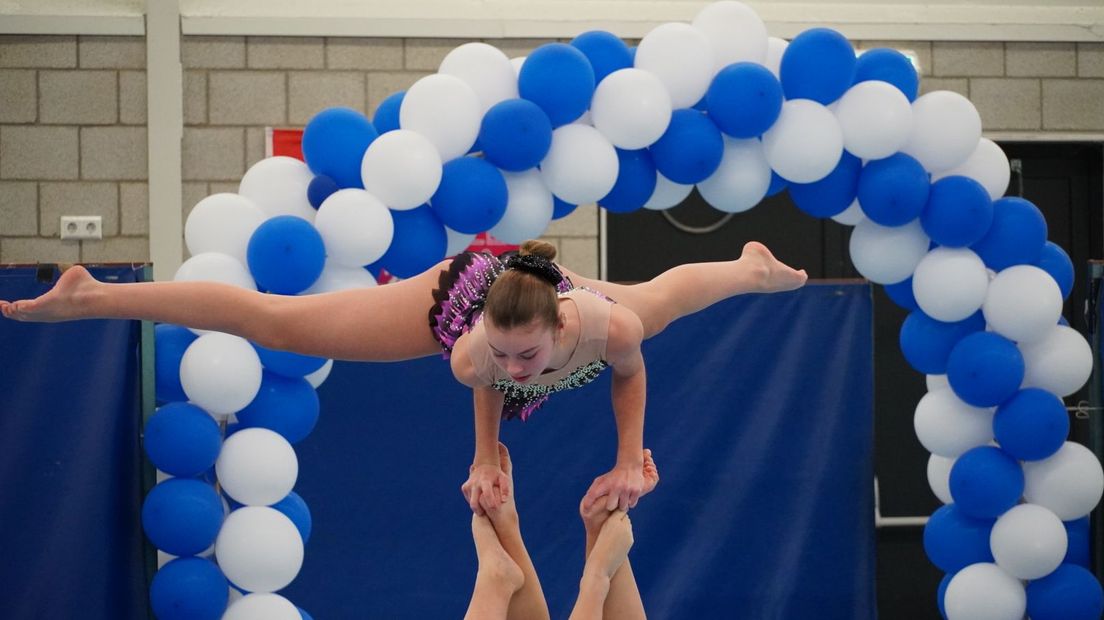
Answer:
269 127 518 284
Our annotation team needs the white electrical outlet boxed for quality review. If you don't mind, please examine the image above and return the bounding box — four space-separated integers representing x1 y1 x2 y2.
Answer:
60 215 103 240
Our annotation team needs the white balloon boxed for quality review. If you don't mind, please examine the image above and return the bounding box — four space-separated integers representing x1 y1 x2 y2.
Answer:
238 157 316 222
644 172 693 210
912 247 989 322
361 129 443 210
634 22 714 108
444 226 477 256
1019 325 1093 397
184 193 266 266
690 0 768 71
932 138 1011 201
227 586 245 607
762 99 843 184
983 265 1063 344
174 252 255 291
928 453 956 504
180 333 262 416
223 594 300 620
304 358 334 389
215 507 304 595
764 37 787 79
927 374 951 392
438 42 518 114
302 261 378 294
830 199 864 226
1023 441 1104 520
314 189 394 267
902 90 982 173
696 137 771 214
944 563 1026 620
216 428 298 506
510 56 526 77
990 504 1067 580
490 170 554 243
399 73 481 161
849 218 930 285
591 68 672 150
834 81 913 160
540 124 619 206
914 388 995 457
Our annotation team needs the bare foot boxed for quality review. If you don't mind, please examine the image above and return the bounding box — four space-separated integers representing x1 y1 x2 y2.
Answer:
739 241 807 293
580 449 659 533
0 265 99 322
484 442 519 529
583 511 634 581
472 514 524 594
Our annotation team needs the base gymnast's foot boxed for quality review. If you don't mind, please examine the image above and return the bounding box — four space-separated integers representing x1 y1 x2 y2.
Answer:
739 241 808 293
582 511 634 584
472 514 524 594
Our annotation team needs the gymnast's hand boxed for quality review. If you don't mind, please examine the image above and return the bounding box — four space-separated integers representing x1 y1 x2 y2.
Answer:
583 463 645 512
461 462 510 516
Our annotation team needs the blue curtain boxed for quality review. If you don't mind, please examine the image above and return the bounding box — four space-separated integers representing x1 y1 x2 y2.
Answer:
0 266 148 620
286 282 875 619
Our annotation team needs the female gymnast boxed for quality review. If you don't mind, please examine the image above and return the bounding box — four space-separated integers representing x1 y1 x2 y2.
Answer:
465 442 658 620
0 240 806 512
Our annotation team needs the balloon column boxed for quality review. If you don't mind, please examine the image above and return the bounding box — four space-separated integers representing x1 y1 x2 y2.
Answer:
142 2 1103 618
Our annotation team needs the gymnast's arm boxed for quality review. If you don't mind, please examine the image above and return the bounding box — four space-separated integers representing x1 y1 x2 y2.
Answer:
452 336 510 515
584 305 647 512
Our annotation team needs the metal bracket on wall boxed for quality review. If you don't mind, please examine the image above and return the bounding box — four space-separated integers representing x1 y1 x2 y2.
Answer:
661 210 734 235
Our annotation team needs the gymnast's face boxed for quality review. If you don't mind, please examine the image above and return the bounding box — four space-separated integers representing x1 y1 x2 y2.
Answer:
485 318 558 384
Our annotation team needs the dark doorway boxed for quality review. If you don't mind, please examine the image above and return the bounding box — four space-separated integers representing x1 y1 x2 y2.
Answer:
605 141 1103 620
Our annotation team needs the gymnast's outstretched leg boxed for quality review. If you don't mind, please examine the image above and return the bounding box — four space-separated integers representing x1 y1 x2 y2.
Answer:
561 241 807 338
464 514 525 620
0 261 450 361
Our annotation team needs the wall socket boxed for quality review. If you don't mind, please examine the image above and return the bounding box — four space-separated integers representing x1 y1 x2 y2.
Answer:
60 215 103 240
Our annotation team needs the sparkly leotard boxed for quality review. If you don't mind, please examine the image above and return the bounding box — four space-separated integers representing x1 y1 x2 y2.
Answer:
427 251 615 420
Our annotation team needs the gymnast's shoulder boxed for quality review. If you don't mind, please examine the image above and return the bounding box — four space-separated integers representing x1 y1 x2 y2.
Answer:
450 331 492 388
604 304 644 367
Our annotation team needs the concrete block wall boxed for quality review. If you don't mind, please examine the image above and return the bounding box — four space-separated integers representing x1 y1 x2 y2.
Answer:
4 34 1104 278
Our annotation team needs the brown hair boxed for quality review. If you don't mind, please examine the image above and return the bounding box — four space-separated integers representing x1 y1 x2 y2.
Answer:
484 240 560 331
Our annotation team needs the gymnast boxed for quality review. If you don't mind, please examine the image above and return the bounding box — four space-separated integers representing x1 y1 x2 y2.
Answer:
464 442 658 620
0 239 806 512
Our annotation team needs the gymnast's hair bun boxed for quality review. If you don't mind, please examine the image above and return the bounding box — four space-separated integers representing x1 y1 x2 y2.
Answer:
518 239 557 261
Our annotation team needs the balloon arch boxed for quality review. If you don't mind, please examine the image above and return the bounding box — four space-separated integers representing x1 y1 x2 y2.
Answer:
141 2 1104 619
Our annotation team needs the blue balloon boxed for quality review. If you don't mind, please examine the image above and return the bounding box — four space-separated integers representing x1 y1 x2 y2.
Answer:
307 175 340 210
236 371 320 444
599 149 657 214
937 572 953 619
921 176 993 247
971 196 1047 270
298 608 315 620
479 99 553 172
252 342 327 378
570 30 633 84
884 277 919 311
789 151 862 218
144 402 222 477
766 171 788 197
1036 241 1074 300
150 557 228 620
854 48 920 102
272 491 313 544
301 107 378 189
899 310 986 375
553 196 578 220
374 205 448 279
1065 517 1091 568
247 216 326 295
373 91 404 134
949 446 1024 519
155 324 196 404
779 28 857 104
923 504 995 573
1026 564 1104 620
706 62 783 138
947 331 1025 407
518 43 595 127
430 157 508 233
649 109 724 185
993 388 1069 461
142 478 223 556
857 153 930 226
